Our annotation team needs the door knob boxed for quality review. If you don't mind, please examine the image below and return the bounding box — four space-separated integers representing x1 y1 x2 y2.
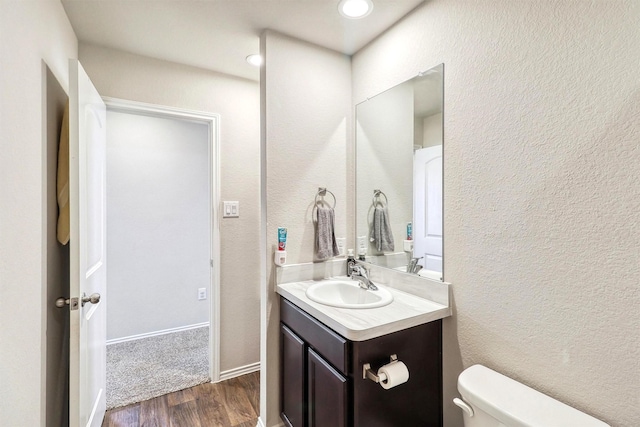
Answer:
81 292 101 306
56 292 101 309
55 297 77 309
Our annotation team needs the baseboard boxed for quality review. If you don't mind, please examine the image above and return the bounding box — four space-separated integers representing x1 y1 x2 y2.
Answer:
255 417 284 427
218 361 260 381
106 322 210 345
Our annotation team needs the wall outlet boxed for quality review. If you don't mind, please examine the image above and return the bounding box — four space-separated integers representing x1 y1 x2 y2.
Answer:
198 288 207 300
357 235 368 256
336 237 346 256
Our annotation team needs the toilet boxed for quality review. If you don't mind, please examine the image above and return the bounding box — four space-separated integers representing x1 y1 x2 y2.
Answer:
454 364 610 427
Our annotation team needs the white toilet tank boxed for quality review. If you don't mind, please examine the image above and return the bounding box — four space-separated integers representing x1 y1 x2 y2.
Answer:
454 364 610 427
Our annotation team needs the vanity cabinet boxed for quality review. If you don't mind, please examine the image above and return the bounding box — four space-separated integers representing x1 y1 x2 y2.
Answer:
280 297 443 427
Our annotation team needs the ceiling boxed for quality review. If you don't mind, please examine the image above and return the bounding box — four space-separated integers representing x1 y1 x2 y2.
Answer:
61 0 425 82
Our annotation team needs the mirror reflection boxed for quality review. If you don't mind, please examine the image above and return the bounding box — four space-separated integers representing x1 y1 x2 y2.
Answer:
355 64 444 280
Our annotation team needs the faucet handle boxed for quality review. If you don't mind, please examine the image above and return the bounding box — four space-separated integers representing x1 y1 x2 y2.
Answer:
407 257 424 274
350 264 370 278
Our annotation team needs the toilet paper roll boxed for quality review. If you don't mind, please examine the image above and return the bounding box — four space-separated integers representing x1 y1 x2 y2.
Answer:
378 361 409 389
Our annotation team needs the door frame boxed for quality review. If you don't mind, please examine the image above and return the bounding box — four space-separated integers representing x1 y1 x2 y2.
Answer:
102 97 221 382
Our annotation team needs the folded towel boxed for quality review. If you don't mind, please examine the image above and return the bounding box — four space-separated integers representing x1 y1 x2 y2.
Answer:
315 206 340 260
370 206 394 252
57 101 70 245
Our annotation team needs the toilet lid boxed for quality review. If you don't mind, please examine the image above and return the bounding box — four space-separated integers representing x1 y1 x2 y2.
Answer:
458 365 610 427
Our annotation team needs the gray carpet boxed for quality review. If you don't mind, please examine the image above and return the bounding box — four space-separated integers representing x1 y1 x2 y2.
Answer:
106 326 210 409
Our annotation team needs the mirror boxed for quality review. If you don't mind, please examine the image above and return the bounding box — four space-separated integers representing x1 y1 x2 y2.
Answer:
355 63 443 280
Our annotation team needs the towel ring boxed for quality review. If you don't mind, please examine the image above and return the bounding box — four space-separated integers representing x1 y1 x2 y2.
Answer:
372 189 388 207
315 187 337 209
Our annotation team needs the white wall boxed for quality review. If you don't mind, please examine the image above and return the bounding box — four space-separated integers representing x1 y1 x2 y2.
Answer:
79 43 260 371
0 2 78 426
260 31 352 427
422 113 442 148
106 110 210 340
353 1 640 426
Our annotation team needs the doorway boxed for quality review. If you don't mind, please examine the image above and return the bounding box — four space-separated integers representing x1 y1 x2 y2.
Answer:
103 99 221 409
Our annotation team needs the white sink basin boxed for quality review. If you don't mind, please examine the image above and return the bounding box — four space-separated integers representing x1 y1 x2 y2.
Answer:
305 279 393 309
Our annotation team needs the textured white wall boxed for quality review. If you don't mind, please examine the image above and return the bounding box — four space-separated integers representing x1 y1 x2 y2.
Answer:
79 44 261 371
0 2 78 425
353 1 640 426
106 111 210 340
261 31 352 426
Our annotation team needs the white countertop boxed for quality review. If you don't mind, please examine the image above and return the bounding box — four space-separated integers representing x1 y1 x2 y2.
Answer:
277 278 451 341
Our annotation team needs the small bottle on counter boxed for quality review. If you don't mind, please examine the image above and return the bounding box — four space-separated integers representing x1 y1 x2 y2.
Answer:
346 249 356 276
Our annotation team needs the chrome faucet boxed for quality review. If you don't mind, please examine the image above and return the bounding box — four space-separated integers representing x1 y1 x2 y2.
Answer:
350 265 378 291
407 257 424 274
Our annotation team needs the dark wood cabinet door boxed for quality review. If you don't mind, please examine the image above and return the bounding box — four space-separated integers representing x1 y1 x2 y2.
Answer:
307 348 348 427
281 298 350 373
281 324 306 427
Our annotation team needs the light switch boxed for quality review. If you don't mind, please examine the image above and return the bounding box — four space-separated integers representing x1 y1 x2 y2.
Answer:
223 201 240 218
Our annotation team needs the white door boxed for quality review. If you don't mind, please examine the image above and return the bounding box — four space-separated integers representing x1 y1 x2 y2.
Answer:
413 145 443 274
68 59 107 427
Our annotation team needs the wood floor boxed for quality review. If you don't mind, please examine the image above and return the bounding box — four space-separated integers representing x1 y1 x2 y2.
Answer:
102 371 259 427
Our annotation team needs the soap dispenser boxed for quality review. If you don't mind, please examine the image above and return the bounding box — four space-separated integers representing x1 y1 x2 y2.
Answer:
346 249 356 276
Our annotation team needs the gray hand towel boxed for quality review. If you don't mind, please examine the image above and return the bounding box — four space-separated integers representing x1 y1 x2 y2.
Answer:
315 206 340 260
370 206 394 252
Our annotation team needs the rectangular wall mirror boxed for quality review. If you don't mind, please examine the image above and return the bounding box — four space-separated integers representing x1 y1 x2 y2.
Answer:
355 63 444 281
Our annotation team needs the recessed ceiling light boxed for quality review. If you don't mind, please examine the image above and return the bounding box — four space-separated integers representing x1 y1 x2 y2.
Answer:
338 0 373 19
246 54 262 67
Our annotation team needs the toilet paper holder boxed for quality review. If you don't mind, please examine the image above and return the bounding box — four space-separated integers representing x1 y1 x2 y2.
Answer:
362 354 398 383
